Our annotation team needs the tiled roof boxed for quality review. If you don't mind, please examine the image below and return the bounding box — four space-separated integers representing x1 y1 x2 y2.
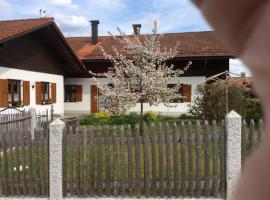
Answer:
66 31 234 60
0 18 54 43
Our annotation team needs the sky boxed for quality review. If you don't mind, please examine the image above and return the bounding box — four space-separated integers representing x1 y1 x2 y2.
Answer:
0 0 251 76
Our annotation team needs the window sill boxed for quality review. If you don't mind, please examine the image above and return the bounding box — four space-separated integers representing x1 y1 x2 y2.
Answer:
9 102 23 108
41 100 53 105
65 100 77 103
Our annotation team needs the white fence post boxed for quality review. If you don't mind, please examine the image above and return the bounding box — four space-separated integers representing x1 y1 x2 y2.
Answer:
49 118 65 200
29 107 36 139
226 110 242 200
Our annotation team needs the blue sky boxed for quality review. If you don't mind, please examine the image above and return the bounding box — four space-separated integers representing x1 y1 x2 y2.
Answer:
0 0 251 75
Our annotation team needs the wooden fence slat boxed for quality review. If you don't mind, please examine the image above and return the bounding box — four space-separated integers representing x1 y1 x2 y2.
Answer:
258 119 263 142
96 126 103 196
34 128 41 196
180 121 187 196
249 119 255 152
172 122 179 197
127 125 133 195
62 128 67 197
21 126 28 196
220 120 226 196
9 125 15 195
40 128 45 196
89 127 95 196
158 123 164 197
241 120 247 165
21 118 27 196
112 126 118 196
75 128 81 196
134 125 141 197
120 126 126 196
150 123 157 197
69 127 74 195
14 125 20 195
188 121 194 196
204 120 210 197
27 128 34 196
165 123 171 197
142 124 150 197
105 126 111 196
195 121 201 197
82 126 87 196
1 129 9 196
212 120 218 197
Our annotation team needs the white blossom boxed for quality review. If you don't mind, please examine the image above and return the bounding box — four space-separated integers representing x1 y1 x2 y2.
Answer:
90 23 192 114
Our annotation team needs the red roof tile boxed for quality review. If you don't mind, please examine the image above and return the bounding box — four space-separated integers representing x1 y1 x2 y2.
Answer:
0 18 54 43
66 31 234 60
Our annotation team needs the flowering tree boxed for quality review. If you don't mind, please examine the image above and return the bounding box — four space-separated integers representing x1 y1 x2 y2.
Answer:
90 22 192 128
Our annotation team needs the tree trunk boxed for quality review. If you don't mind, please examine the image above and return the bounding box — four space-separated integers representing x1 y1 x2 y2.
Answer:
140 101 143 135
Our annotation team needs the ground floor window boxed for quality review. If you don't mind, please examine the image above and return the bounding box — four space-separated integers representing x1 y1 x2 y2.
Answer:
41 82 50 103
167 83 183 103
8 79 21 107
65 85 77 102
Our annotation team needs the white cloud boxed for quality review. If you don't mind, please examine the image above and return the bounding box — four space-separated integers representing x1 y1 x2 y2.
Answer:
54 14 89 35
0 0 12 16
230 59 252 77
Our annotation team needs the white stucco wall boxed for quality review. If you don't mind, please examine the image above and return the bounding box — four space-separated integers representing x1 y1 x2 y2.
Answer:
0 66 64 114
64 76 205 116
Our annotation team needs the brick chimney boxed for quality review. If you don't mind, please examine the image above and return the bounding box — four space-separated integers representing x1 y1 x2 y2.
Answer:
132 24 141 35
90 20 100 45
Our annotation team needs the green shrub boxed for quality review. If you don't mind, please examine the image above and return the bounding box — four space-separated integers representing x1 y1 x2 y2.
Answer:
125 113 139 127
143 111 157 123
244 99 263 123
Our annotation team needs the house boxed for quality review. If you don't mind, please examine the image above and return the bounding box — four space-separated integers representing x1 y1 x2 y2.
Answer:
0 18 87 114
65 21 233 116
0 18 234 116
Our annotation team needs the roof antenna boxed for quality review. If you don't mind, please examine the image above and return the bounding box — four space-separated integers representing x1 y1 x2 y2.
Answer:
39 9 46 18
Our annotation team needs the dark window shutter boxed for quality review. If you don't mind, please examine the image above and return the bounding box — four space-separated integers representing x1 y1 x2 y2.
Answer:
76 85 83 102
91 85 98 113
51 83 56 103
35 82 42 105
0 79 8 107
182 84 192 102
23 81 30 106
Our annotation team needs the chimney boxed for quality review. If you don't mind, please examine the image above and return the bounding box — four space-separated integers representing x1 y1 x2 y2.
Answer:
132 24 141 35
90 20 100 45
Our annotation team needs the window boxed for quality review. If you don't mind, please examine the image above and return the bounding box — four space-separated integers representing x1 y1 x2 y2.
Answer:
65 85 77 102
168 84 183 103
41 82 50 103
8 79 22 107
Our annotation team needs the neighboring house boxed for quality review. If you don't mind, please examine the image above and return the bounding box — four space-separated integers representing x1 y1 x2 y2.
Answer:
0 18 87 114
65 21 233 116
0 18 234 116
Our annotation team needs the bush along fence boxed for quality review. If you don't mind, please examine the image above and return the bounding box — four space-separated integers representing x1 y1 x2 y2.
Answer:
0 110 264 199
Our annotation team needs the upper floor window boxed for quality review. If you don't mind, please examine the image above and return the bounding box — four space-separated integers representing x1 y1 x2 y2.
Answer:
8 79 22 107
